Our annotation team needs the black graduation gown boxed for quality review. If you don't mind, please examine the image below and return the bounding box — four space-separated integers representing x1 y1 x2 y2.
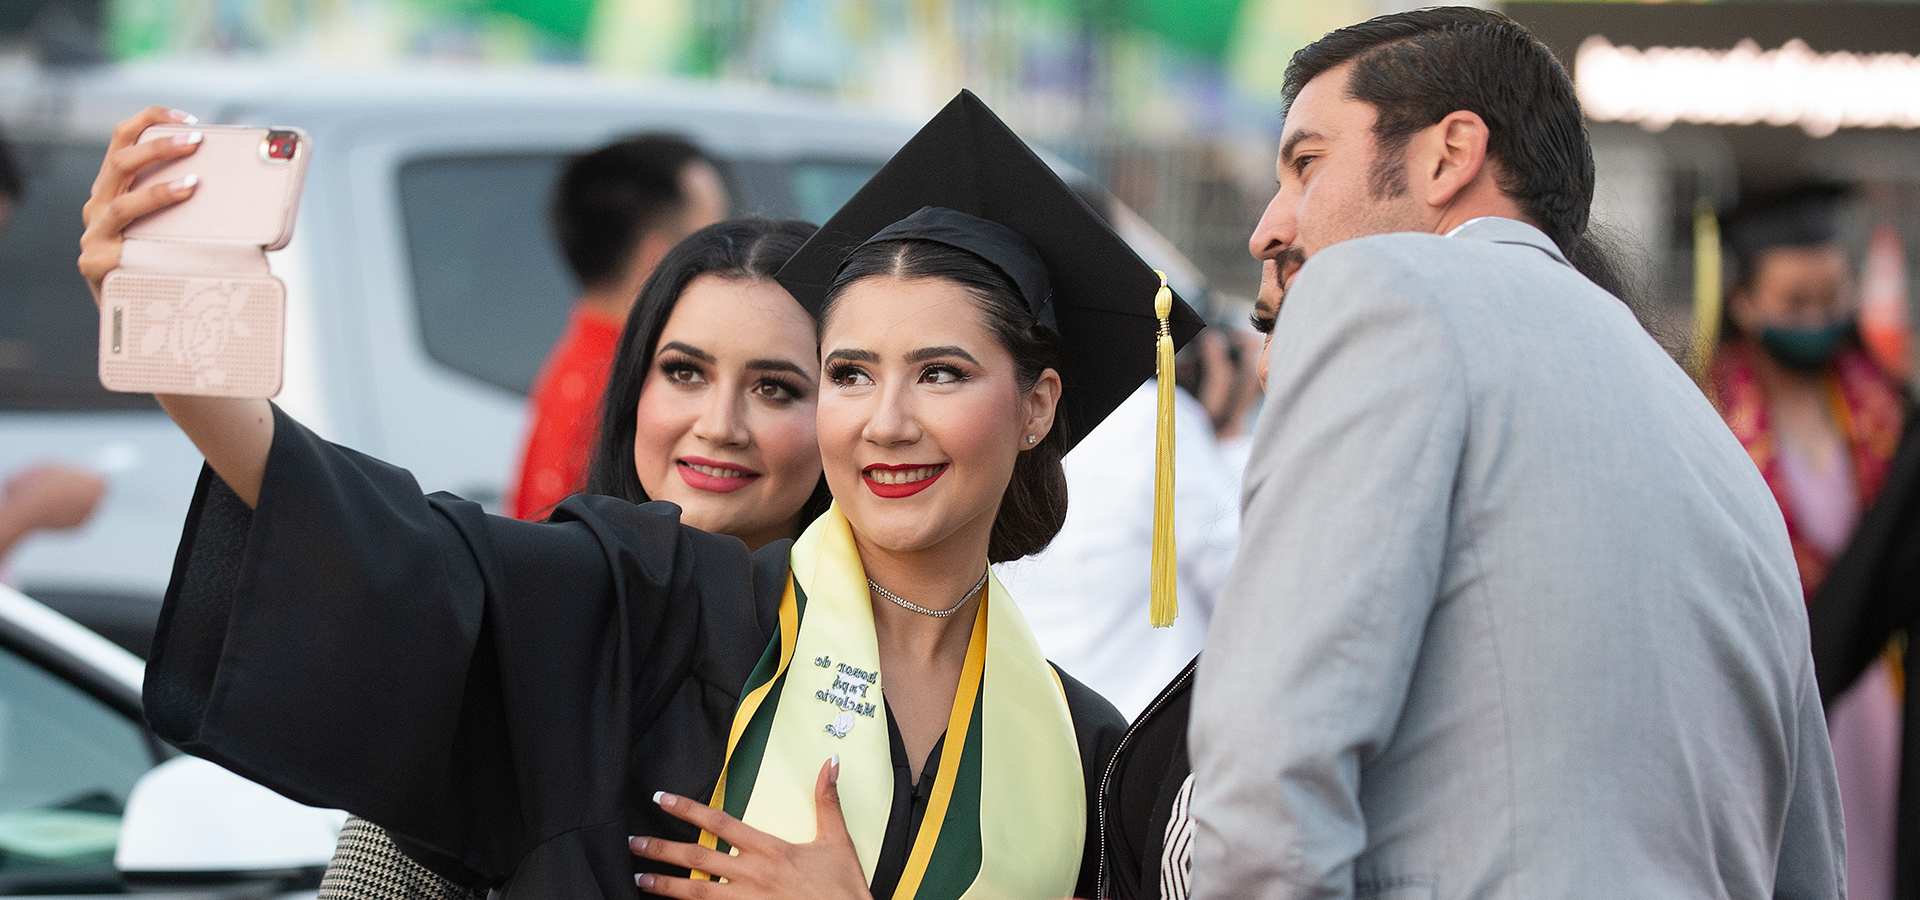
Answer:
1808 400 1920 900
143 406 1124 900
1096 657 1194 900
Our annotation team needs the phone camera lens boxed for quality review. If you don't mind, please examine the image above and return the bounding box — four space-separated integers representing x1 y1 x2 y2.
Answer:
263 131 298 162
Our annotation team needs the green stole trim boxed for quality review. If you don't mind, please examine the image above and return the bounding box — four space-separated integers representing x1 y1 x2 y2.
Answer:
699 507 1083 899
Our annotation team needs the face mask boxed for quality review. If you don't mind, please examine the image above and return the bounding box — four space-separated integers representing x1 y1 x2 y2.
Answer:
1757 317 1856 373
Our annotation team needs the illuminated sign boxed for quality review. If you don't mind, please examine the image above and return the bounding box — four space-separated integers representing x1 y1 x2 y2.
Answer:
1575 35 1920 137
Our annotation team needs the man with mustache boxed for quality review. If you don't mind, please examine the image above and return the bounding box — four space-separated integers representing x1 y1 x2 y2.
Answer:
1189 8 1844 899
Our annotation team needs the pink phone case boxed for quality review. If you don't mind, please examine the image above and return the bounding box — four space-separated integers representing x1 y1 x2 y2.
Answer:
124 125 308 249
100 125 310 398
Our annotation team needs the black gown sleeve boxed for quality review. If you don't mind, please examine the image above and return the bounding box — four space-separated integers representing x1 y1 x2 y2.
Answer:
1052 664 1126 900
1810 401 1920 702
144 405 772 894
1807 400 1920 900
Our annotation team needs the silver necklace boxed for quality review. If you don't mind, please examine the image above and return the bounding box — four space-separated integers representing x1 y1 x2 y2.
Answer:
868 570 989 618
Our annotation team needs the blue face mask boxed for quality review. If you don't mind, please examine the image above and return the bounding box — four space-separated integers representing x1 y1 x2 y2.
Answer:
1757 317 1856 373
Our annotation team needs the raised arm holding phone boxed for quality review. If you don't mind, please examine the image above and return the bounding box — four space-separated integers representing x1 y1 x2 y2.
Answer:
79 106 277 506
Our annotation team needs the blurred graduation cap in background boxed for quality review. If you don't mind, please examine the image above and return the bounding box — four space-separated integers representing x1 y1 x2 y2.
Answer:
1723 182 1852 275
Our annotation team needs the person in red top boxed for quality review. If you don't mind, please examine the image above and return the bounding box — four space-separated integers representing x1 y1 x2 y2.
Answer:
510 135 729 519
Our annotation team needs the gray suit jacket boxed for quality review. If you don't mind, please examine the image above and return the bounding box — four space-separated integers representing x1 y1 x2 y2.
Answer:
1189 219 1844 900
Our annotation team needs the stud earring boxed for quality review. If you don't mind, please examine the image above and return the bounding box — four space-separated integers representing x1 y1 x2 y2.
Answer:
1026 435 1038 445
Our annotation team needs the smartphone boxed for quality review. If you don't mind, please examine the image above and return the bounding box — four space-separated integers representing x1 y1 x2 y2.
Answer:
100 125 310 398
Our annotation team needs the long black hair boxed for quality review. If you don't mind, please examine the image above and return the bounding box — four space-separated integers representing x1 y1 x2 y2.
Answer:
823 239 1070 563
581 218 832 527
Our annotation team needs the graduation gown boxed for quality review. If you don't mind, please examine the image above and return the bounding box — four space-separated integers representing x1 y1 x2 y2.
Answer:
143 405 1125 899
1809 401 1920 900
1096 656 1195 900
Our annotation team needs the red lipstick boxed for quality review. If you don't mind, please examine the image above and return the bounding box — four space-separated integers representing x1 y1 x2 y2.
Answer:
678 457 761 494
863 463 947 499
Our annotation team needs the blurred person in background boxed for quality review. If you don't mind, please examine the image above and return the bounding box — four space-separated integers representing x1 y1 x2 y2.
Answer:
1196 8 1842 899
1183 326 1265 471
0 128 107 579
0 463 106 577
510 134 729 520
317 218 831 900
1710 184 1910 900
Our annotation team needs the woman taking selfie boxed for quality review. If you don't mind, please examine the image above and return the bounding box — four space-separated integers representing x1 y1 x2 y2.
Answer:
79 93 1198 900
321 215 831 900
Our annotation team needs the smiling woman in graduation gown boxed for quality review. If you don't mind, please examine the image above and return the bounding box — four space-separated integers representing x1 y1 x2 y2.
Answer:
132 91 1203 900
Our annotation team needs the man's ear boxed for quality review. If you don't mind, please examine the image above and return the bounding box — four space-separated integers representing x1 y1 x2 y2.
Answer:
1421 110 1492 210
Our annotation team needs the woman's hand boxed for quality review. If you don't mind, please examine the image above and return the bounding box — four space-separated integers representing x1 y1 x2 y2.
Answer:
78 105 202 304
632 758 871 900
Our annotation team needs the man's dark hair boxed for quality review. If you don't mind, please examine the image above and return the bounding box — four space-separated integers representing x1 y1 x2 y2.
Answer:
1281 7 1594 253
550 134 715 291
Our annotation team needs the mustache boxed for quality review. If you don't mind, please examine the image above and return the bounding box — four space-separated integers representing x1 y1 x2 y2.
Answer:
1273 247 1306 282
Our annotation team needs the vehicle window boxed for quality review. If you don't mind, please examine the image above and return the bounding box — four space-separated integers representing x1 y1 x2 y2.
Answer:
0 643 151 886
397 154 880 396
0 142 156 411
788 161 881 226
397 154 577 397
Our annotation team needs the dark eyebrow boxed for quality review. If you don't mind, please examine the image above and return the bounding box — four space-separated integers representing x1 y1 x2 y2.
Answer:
1280 128 1324 169
658 341 714 363
747 359 815 382
907 346 979 365
824 348 878 366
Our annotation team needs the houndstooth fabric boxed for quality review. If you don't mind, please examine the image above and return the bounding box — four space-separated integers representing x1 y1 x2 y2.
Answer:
1157 774 1195 900
318 815 486 900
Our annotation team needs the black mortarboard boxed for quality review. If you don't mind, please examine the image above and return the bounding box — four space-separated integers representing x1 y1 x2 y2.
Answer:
774 89 1205 452
1723 182 1851 268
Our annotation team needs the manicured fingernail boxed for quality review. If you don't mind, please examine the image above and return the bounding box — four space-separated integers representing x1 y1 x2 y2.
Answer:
174 131 202 146
169 109 198 124
636 873 655 890
173 175 198 191
829 753 840 785
629 835 648 852
652 790 673 808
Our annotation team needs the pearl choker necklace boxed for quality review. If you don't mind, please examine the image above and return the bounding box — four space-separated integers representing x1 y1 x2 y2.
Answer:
868 570 989 618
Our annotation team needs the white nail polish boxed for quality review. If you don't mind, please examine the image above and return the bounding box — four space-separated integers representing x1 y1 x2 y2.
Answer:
176 175 198 190
634 874 644 887
186 131 203 144
170 109 199 125
652 790 668 805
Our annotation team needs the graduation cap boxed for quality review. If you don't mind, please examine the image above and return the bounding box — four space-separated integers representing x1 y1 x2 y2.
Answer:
1723 182 1852 270
775 89 1204 626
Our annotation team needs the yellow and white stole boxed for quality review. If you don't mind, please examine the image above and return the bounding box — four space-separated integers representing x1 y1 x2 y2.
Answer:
696 505 1085 899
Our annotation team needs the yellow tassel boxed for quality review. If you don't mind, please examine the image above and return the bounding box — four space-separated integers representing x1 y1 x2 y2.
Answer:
1688 197 1723 388
1150 271 1178 628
